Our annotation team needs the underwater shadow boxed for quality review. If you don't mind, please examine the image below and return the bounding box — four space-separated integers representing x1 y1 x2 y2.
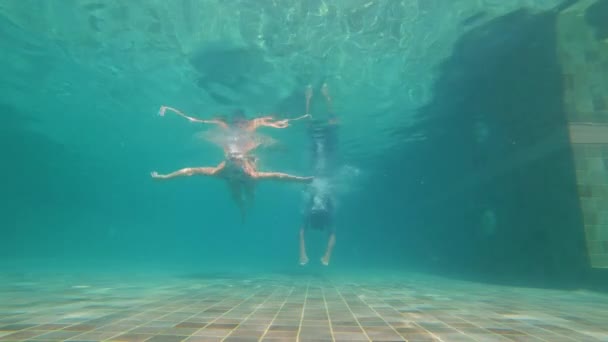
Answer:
585 0 608 41
390 3 596 291
190 43 268 106
0 102 74 193
0 102 82 255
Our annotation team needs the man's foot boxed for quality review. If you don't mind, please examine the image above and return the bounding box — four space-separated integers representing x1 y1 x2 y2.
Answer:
321 83 330 98
321 255 330 266
305 84 313 101
299 255 309 266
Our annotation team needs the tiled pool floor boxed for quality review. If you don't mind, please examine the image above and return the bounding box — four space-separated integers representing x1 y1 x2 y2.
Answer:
0 271 606 342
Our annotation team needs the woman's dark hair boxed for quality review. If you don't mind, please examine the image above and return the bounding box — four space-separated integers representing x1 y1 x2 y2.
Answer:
231 109 247 125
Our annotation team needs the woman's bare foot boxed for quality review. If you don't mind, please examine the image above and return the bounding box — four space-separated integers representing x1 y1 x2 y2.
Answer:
151 171 164 179
299 255 309 266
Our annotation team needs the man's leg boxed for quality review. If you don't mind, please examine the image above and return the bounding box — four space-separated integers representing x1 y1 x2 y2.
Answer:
321 231 336 266
305 85 313 115
299 226 309 266
320 83 334 114
151 162 225 179
252 171 313 183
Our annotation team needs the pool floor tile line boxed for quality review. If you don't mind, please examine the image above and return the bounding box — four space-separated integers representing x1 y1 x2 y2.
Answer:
0 273 607 342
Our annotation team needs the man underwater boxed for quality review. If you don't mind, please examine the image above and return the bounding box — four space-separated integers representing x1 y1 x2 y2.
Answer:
299 83 339 266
